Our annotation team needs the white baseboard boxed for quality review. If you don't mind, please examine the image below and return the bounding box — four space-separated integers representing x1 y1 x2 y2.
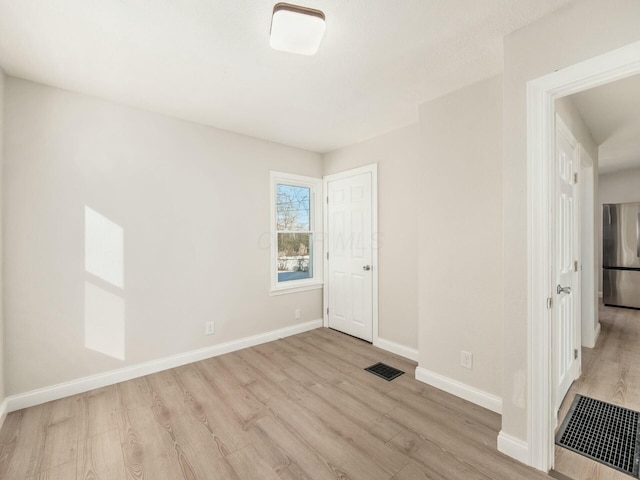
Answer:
583 321 601 349
0 397 9 430
593 321 601 346
497 430 529 465
374 338 419 362
5 319 323 413
414 366 502 414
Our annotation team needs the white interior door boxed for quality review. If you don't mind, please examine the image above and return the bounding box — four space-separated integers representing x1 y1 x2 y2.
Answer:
555 120 580 412
326 171 373 342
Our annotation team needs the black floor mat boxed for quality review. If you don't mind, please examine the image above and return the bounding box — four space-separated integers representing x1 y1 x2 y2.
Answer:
556 394 640 477
364 362 404 381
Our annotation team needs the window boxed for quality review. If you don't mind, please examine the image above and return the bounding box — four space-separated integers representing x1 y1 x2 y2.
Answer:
270 172 322 294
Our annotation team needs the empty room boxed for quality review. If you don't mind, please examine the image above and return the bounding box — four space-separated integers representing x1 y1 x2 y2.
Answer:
0 1 640 479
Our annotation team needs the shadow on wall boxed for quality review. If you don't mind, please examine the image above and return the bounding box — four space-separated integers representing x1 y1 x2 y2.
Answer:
84 206 125 361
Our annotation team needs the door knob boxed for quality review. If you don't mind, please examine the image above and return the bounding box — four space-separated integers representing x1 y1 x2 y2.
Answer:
557 284 571 295
363 265 371 271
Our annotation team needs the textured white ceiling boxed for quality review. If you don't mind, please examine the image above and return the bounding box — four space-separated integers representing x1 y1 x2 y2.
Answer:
0 0 573 152
571 74 640 174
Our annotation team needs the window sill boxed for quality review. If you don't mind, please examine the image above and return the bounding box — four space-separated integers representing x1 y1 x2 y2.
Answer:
270 282 323 296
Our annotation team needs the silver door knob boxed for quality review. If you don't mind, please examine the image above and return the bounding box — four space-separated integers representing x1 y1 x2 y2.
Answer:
363 265 371 271
557 284 571 295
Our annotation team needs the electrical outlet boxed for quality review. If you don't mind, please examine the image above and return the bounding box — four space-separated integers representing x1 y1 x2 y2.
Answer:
205 321 215 335
461 351 473 370
295 308 301 320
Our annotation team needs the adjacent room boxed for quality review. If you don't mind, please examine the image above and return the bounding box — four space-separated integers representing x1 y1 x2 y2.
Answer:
0 1 639 479
552 73 640 480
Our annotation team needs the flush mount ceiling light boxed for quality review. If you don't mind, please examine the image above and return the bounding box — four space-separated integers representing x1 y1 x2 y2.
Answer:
269 3 326 56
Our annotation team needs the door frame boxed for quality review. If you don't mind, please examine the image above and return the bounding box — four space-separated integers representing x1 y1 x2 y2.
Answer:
527 40 640 471
322 163 379 345
578 145 599 350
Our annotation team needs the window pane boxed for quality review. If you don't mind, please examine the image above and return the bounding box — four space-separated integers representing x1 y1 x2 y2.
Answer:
276 184 310 231
277 233 313 282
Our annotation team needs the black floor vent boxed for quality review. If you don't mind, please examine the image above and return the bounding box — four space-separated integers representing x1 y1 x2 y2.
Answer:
365 362 404 381
556 394 640 477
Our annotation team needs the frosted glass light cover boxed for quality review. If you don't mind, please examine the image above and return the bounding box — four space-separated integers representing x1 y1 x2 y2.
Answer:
270 4 325 56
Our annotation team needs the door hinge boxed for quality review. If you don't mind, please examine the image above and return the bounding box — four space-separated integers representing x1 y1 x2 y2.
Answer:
326 307 329 315
326 252 329 260
573 172 578 184
547 297 553 309
573 260 579 272
574 348 578 359
326 196 329 204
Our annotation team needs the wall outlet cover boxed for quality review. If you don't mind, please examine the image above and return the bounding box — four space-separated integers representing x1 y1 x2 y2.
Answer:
461 351 473 369
205 321 215 335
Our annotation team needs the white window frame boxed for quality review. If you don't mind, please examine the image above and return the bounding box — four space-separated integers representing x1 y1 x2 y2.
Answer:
270 171 323 295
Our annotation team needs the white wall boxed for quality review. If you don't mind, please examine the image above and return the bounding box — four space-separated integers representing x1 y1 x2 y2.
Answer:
598 167 640 291
502 0 640 443
3 77 323 396
418 75 503 399
0 68 5 405
555 97 598 162
323 124 419 350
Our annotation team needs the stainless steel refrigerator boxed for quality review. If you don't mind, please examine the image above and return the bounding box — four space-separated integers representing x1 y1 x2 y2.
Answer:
603 202 640 309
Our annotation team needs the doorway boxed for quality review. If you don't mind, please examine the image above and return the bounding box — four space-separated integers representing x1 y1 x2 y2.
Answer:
323 164 378 343
527 40 640 472
553 70 640 479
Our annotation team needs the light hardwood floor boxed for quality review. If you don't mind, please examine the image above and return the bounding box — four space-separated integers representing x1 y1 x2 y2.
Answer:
554 305 640 480
0 328 551 480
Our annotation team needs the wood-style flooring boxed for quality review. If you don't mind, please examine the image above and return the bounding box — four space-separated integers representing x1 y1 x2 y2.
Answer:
554 305 640 480
0 327 551 480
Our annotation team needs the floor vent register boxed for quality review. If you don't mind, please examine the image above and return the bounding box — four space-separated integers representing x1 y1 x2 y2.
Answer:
556 394 640 477
364 362 404 381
